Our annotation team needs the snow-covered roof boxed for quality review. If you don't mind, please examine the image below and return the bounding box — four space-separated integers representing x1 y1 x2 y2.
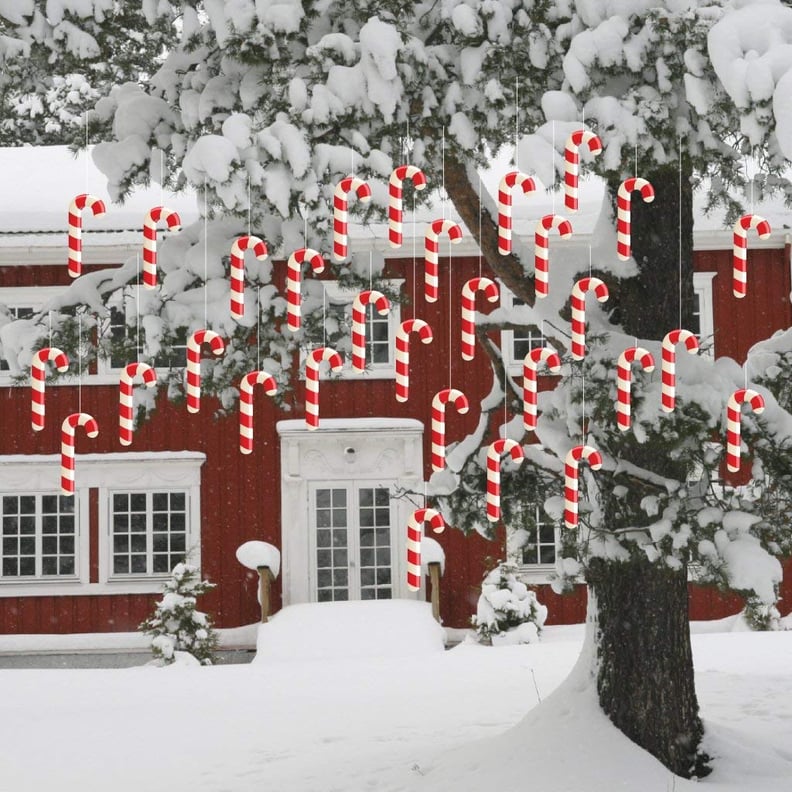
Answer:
277 418 424 435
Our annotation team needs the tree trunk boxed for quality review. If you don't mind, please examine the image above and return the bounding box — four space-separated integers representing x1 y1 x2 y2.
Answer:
588 556 709 778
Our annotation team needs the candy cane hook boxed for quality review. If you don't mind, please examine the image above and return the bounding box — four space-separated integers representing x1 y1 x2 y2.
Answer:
564 445 602 530
239 371 277 454
406 507 445 591
486 439 524 523
615 346 655 431
142 206 181 288
30 347 69 432
431 388 469 471
333 176 371 261
186 329 225 414
616 177 654 260
661 329 699 413
497 171 536 255
230 235 269 320
733 214 771 298
61 412 99 496
461 278 499 361
523 347 561 432
395 319 433 402
534 214 573 298
725 388 765 473
351 290 391 373
389 165 427 248
424 218 463 302
286 248 326 331
570 277 609 360
305 347 343 430
564 130 602 212
68 193 106 278
119 362 157 446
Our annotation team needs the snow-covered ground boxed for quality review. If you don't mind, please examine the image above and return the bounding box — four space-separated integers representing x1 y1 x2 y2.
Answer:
0 600 790 792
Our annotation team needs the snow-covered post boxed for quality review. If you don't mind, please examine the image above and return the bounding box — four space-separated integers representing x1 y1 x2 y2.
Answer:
236 541 281 624
422 537 445 623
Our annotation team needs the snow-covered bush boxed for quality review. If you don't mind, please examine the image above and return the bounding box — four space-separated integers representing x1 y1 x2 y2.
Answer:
139 562 219 666
473 563 547 646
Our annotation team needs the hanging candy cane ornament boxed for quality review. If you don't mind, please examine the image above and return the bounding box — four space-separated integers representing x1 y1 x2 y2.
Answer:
389 165 427 248
286 248 326 331
615 346 656 431
523 347 561 432
186 329 226 414
30 348 69 432
68 193 106 278
118 363 157 446
431 388 469 471
351 290 391 373
570 277 609 360
534 214 573 298
725 389 765 473
239 371 277 454
661 329 699 413
333 176 371 261
461 278 499 361
497 171 536 255
61 413 98 496
564 445 602 530
424 219 463 302
733 214 771 298
305 347 343 430
229 235 268 320
564 130 602 212
617 178 654 260
406 507 445 591
395 319 433 402
486 439 525 522
142 206 181 288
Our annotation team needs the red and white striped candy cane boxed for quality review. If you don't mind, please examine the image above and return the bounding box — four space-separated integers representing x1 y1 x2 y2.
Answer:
186 329 225 414
286 248 326 331
305 347 343 430
725 388 765 473
406 507 445 591
570 277 609 360
424 218 463 302
497 171 536 255
230 235 268 320
389 165 427 248
119 362 156 446
68 193 106 278
239 370 277 454
523 347 561 432
615 346 655 432
142 206 181 289
461 278 499 361
395 319 433 402
333 176 371 261
617 177 654 260
351 290 391 373
661 329 699 413
486 438 524 523
534 214 573 299
30 347 69 432
61 412 98 496
564 129 602 212
733 214 771 298
431 388 469 471
564 444 602 530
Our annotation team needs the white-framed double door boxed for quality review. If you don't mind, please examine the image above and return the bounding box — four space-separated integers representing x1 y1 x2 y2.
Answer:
308 481 394 602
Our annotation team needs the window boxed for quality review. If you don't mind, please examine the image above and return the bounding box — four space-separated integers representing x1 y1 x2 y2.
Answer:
1 494 78 579
692 272 716 357
520 506 558 568
499 286 551 375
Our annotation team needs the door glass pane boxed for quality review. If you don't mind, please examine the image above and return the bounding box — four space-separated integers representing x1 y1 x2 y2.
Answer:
315 488 349 601
358 488 392 600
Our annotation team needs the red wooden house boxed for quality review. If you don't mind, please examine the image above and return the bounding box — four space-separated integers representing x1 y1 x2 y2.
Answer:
0 147 789 637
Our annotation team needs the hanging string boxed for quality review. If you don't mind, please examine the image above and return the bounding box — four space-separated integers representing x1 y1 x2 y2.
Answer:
678 136 683 329
515 76 519 168
204 180 208 326
589 245 592 278
634 143 638 180
136 253 141 363
78 313 82 413
412 189 417 319
257 286 261 370
478 173 483 278
448 238 452 388
369 251 373 292
552 121 556 214
442 127 446 220
160 148 164 208
581 363 586 439
323 286 327 348
48 311 52 348
84 113 89 187
247 172 251 236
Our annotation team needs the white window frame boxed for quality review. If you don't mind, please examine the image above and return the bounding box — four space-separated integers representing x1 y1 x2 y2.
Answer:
693 272 716 358
498 284 551 376
515 504 559 584
300 279 404 380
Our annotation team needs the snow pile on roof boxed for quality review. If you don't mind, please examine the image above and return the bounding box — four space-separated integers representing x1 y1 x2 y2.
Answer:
254 600 445 663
